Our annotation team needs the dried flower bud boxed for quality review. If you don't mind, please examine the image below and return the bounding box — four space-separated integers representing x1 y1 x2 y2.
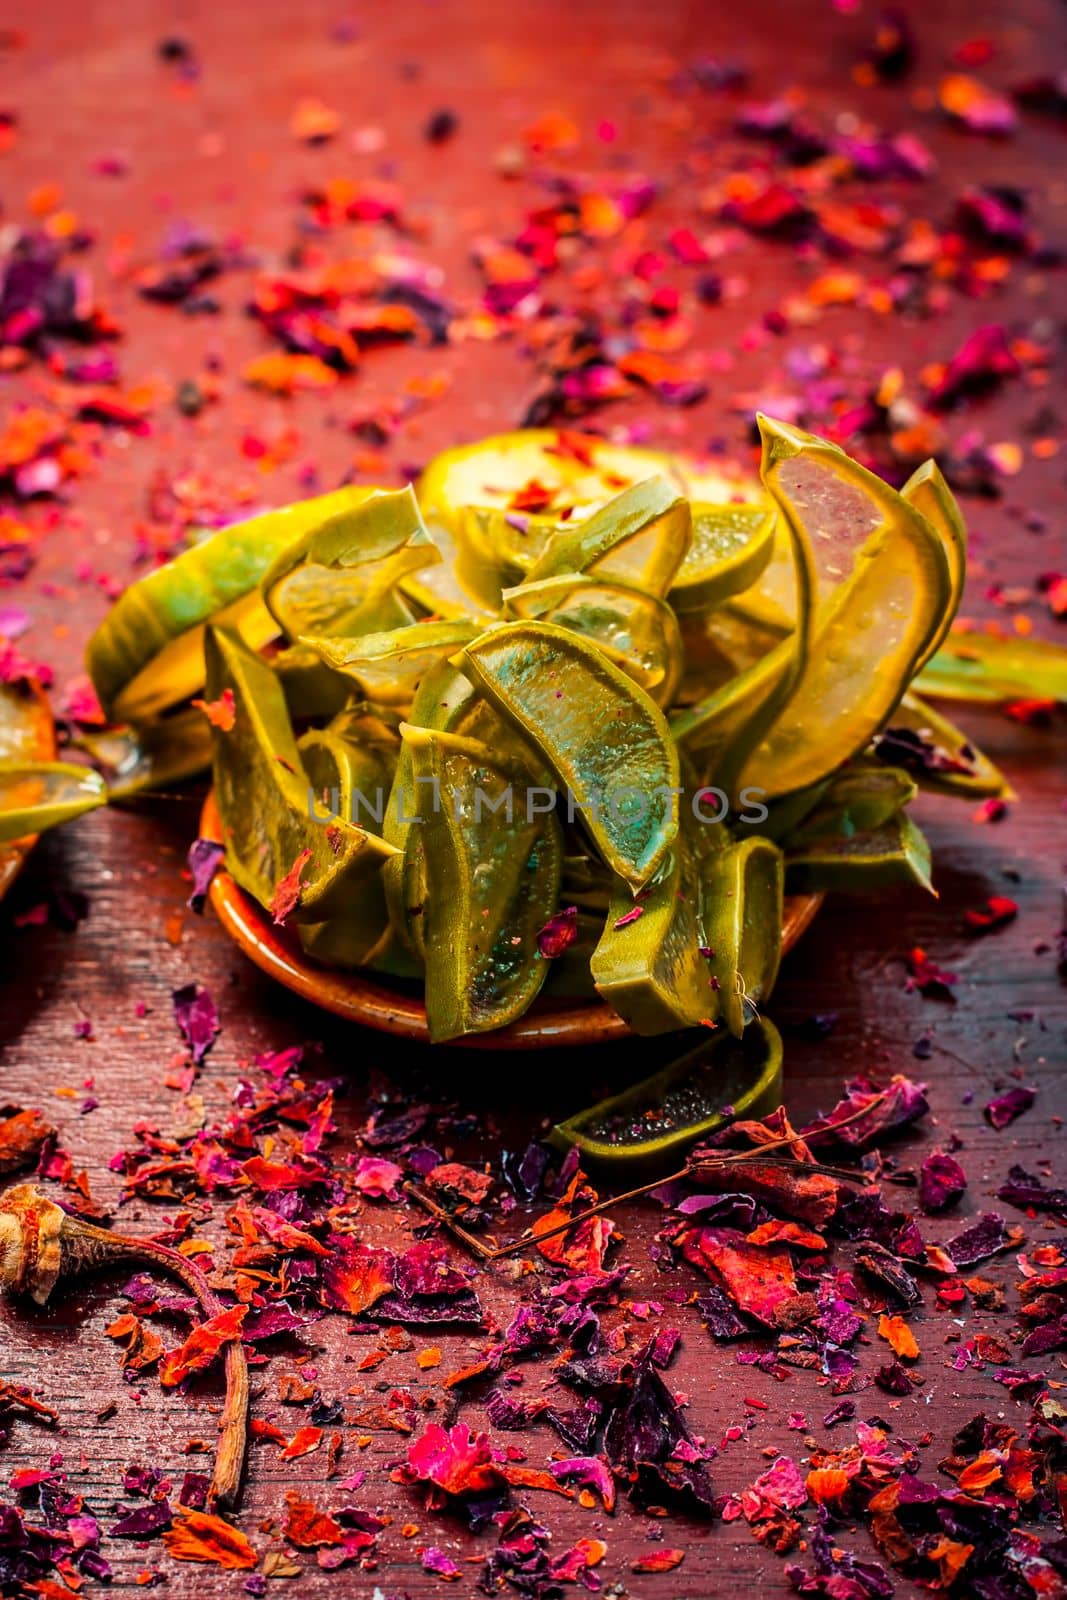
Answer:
0 1183 248 1508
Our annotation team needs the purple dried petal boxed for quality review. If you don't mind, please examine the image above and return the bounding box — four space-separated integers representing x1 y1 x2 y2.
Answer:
996 1164 1067 1216
945 1211 1012 1267
109 1500 173 1538
186 838 225 913
1021 1317 1067 1358
919 1150 967 1212
927 324 1022 410
171 982 219 1065
983 1085 1036 1129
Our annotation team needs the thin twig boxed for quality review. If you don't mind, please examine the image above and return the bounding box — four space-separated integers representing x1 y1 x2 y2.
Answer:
403 1181 497 1261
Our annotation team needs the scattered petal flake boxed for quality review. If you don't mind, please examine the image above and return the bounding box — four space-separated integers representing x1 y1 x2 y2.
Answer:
984 1085 1036 1128
680 1227 800 1326
162 1508 257 1569
186 838 225 913
632 1547 686 1572
0 1104 54 1174
159 1303 246 1386
405 1422 504 1497
919 1150 967 1212
171 982 220 1065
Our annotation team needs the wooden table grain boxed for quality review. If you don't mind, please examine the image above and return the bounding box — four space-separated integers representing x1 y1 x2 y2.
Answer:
1 1 1065 1595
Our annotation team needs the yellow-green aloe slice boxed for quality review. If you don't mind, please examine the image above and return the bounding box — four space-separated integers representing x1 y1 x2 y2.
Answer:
461 621 680 891
590 815 724 1035
874 692 1013 800
86 484 376 722
502 573 684 706
551 1017 783 1169
400 514 498 620
0 761 108 844
671 418 823 785
668 504 777 615
713 460 965 699
736 417 951 800
295 726 396 970
783 764 918 849
917 629 1067 704
382 661 515 958
400 724 564 1041
449 505 545 613
677 603 786 709
418 428 758 526
297 725 395 837
300 916 423 978
900 460 967 670
205 626 397 924
700 835 785 1037
524 478 693 597
0 679 58 897
261 486 439 643
785 811 934 896
300 620 480 707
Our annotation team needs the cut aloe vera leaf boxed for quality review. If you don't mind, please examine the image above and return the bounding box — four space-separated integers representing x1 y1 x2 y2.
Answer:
205 626 397 924
668 504 777 615
503 573 684 706
461 621 680 891
736 417 951 800
900 459 967 670
917 629 1067 704
80 707 214 799
261 486 439 643
401 724 564 1042
590 817 725 1036
293 726 397 967
782 764 918 848
300 620 481 707
551 1017 783 1169
418 428 758 526
701 835 785 1037
525 477 693 597
785 810 934 896
0 761 108 844
86 485 376 722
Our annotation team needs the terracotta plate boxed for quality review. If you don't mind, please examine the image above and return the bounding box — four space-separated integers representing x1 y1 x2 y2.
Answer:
200 789 822 1050
0 680 58 903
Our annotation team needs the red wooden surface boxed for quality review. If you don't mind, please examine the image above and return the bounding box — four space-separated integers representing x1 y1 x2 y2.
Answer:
1 1 1065 1595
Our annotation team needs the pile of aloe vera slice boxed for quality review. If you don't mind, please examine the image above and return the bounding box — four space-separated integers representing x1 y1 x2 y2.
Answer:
4 418 1062 1042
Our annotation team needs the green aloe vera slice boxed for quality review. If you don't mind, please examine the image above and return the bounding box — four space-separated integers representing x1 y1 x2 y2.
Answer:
736 418 951 800
551 1017 784 1168
401 725 564 1041
785 810 934 895
917 629 1067 704
261 486 438 643
0 761 108 844
205 626 397 924
590 817 724 1035
525 477 693 597
461 621 680 890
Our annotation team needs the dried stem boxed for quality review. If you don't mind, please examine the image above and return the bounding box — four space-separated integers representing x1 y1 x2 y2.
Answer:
403 1181 497 1261
67 1218 249 1510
